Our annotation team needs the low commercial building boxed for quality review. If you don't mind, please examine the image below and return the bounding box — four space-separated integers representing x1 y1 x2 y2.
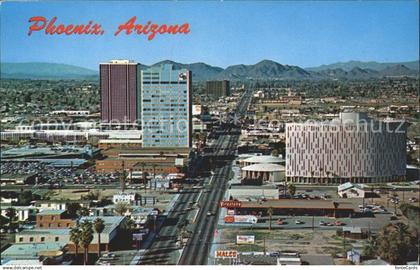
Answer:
72 216 127 253
1 243 67 265
240 155 284 167
0 205 38 222
241 163 285 185
228 185 279 200
16 229 70 245
0 173 37 185
220 199 355 218
337 182 366 198
112 192 140 205
98 139 142 149
36 210 76 229
33 200 91 210
96 147 190 174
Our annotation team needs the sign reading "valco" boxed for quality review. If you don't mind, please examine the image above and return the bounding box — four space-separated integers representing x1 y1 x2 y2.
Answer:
220 201 242 208
215 250 238 259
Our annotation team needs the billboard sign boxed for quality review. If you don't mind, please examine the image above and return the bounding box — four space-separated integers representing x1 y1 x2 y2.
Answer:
215 250 238 259
220 201 242 208
236 235 255 244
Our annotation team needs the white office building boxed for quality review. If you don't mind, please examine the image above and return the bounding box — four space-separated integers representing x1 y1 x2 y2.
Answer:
286 112 406 184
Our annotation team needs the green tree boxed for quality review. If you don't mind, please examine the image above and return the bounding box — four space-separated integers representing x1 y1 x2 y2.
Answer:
70 227 81 264
362 237 377 258
18 190 35 205
377 223 416 264
93 218 105 258
80 220 94 265
288 184 296 196
5 208 16 225
114 202 129 216
67 203 81 217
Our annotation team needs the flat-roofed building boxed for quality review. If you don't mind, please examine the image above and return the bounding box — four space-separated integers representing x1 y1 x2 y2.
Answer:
220 199 355 218
206 80 230 98
36 210 76 229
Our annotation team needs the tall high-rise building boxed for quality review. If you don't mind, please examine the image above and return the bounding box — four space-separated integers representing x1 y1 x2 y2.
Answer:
100 60 140 124
141 64 192 148
206 80 230 98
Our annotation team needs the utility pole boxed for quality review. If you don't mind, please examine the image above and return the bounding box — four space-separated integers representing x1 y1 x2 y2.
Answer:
312 214 314 231
263 237 266 255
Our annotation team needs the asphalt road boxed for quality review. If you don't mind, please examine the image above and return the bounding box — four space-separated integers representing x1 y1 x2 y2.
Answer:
136 89 253 265
178 90 253 265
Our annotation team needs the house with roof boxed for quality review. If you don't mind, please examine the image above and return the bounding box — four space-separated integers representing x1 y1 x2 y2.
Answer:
337 182 366 198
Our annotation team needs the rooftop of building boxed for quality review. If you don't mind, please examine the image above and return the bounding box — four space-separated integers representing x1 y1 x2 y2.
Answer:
243 155 284 164
231 199 354 210
338 182 367 192
1 243 66 260
17 229 70 235
37 209 66 216
101 60 137 65
229 184 279 190
242 163 285 172
79 216 125 234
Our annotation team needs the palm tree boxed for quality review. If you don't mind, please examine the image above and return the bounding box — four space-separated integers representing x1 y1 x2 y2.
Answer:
267 207 274 231
393 222 409 241
70 227 81 263
93 218 105 258
80 220 94 265
362 237 377 258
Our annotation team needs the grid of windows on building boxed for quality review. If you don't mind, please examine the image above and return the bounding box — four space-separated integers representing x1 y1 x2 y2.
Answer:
141 64 191 148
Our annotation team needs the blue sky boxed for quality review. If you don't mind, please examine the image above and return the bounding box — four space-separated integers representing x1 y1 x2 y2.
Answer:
1 1 418 70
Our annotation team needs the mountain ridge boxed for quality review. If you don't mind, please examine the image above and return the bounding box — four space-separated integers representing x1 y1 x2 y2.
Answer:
2 59 418 81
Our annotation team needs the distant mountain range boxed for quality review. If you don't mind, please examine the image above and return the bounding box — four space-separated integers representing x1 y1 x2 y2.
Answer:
1 62 98 80
306 60 419 72
1 59 418 81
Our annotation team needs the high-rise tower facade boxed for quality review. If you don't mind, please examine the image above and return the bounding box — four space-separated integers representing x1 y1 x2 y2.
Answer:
100 60 140 124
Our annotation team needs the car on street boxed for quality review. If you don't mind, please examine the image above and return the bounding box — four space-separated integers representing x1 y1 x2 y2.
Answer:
295 220 305 224
335 220 345 226
277 219 287 225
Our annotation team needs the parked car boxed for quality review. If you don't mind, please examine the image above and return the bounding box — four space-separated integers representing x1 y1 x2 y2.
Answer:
277 219 287 225
295 220 305 224
335 220 345 226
